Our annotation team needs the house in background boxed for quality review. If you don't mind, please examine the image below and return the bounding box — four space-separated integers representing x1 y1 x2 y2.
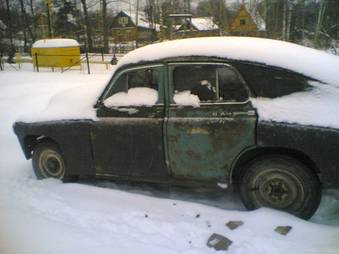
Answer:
111 11 159 45
174 17 220 39
228 4 266 37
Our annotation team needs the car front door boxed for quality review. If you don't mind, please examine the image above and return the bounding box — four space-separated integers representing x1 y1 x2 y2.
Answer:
92 64 168 179
166 62 257 183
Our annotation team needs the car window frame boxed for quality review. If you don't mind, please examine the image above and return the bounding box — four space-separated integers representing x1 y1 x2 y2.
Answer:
232 62 312 98
168 62 252 106
100 64 165 107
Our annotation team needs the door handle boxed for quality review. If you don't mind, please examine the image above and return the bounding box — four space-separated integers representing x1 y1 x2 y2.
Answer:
231 111 256 116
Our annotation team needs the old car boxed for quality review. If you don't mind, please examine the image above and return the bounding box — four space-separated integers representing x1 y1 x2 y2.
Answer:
13 37 339 219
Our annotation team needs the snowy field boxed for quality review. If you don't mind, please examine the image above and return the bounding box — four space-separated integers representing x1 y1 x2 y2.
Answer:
0 63 339 254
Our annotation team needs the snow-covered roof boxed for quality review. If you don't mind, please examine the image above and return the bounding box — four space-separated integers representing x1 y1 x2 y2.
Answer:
117 37 339 87
32 39 80 49
121 11 160 31
190 17 219 31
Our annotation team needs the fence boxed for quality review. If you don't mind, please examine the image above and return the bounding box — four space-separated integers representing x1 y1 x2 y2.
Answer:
0 51 123 74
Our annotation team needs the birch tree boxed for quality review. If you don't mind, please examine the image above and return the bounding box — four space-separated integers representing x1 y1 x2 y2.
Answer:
314 0 328 47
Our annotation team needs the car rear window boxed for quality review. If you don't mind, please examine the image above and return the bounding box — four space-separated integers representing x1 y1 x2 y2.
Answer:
233 63 311 98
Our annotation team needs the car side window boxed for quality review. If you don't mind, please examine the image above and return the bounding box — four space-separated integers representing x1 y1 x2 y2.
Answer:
104 67 160 107
172 64 248 105
173 65 217 102
233 63 310 98
217 67 248 102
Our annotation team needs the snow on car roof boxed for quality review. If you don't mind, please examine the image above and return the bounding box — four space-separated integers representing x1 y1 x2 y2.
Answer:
32 39 80 48
117 37 339 87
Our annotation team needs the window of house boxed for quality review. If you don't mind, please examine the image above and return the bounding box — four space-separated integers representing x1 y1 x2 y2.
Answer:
118 17 129 27
172 64 248 105
240 19 246 25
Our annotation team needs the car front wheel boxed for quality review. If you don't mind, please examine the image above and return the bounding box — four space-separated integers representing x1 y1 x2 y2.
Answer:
32 141 68 181
239 156 321 219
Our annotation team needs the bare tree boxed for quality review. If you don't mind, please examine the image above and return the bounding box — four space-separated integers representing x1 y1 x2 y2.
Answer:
29 0 37 41
19 0 36 51
5 0 14 53
102 0 109 53
81 0 93 51
286 1 292 41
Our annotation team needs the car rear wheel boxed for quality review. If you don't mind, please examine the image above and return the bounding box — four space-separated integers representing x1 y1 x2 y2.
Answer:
239 156 321 219
32 141 76 182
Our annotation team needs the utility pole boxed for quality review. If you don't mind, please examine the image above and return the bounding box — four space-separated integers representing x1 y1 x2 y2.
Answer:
46 0 53 38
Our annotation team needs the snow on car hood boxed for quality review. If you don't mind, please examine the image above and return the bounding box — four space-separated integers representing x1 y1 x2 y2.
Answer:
17 82 106 122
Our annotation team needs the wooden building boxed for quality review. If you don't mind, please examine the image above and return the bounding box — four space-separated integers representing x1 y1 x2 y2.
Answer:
228 4 266 37
111 11 158 44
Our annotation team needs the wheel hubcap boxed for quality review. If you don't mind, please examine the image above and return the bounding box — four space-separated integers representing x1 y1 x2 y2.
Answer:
254 169 304 209
39 149 65 179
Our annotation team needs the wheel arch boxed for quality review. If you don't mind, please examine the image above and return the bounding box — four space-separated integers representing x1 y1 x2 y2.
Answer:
23 135 60 159
230 147 321 186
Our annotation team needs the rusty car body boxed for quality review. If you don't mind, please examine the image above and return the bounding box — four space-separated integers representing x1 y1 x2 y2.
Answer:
13 39 339 219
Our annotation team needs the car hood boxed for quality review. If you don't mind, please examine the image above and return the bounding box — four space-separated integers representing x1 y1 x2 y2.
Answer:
17 82 106 123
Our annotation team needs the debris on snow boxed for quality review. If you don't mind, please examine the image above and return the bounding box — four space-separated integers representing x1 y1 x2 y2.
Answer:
275 225 293 235
207 233 233 251
226 220 244 230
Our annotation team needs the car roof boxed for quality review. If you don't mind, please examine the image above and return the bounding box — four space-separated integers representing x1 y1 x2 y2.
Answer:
116 37 339 86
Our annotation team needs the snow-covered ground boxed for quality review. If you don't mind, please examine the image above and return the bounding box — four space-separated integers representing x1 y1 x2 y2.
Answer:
0 63 339 254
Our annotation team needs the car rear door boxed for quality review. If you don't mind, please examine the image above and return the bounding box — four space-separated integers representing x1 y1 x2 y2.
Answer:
92 64 168 179
166 62 257 182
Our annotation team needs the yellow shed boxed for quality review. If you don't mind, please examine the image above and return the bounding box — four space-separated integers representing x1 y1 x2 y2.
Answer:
31 39 80 68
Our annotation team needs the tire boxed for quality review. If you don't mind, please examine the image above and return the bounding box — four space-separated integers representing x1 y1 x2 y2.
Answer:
239 156 321 219
32 141 77 182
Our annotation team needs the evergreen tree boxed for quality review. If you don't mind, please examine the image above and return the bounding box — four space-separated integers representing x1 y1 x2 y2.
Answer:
54 0 80 38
